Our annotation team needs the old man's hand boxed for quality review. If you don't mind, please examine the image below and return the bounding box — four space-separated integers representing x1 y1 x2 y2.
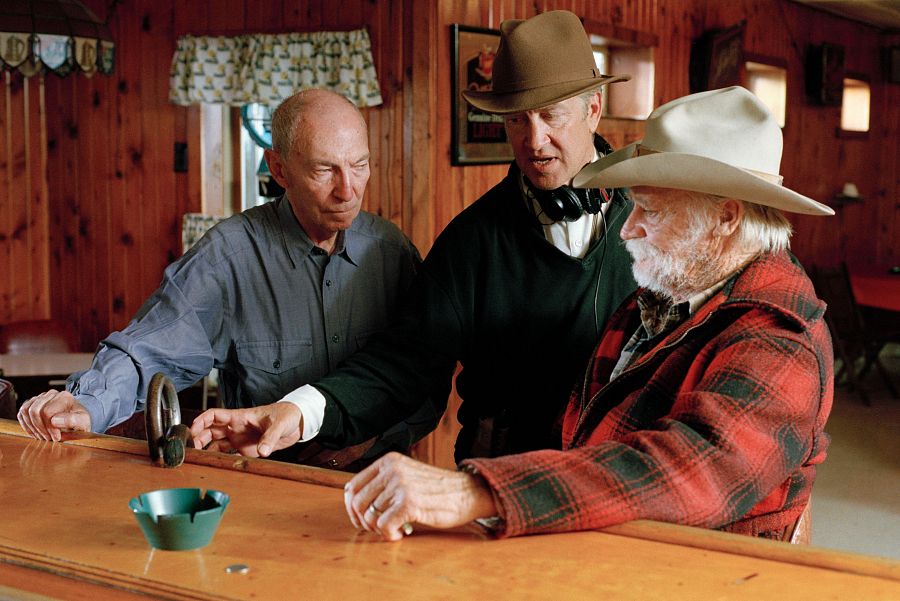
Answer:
17 390 92 441
343 452 498 542
189 403 302 457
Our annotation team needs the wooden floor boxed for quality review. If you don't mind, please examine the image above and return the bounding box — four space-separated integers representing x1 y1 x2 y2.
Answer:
813 343 900 560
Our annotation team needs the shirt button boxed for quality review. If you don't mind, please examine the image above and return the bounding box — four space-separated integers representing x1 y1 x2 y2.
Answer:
331 334 340 343
325 279 332 287
273 360 281 369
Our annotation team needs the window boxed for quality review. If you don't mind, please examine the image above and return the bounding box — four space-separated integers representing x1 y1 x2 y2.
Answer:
840 77 870 133
584 21 657 120
746 60 787 127
239 103 278 210
199 104 234 217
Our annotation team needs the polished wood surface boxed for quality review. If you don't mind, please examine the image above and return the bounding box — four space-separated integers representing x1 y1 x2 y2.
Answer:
1 420 898 601
0 352 93 378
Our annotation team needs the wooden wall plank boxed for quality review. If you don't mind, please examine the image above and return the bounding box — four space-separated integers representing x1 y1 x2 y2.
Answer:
111 0 144 330
283 0 322 30
0 73 12 324
144 0 180 302
78 71 110 347
27 76 50 318
6 72 29 321
243 1 283 33
175 0 209 36
44 71 81 345
208 0 246 34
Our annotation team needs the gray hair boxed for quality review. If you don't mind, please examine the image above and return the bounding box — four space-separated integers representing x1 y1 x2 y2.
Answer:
738 201 793 252
683 191 792 253
270 89 363 154
578 89 602 116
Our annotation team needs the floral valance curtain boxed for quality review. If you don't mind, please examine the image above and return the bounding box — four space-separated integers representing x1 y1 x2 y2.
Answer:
169 28 382 107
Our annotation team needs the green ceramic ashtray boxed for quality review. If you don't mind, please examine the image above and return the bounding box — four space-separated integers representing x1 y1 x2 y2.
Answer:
129 488 230 551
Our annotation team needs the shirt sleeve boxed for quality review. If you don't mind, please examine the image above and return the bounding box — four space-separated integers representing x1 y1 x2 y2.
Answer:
278 385 327 441
69 253 224 433
461 328 827 538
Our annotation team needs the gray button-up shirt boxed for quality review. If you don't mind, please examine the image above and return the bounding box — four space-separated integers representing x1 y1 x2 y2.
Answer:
70 197 421 434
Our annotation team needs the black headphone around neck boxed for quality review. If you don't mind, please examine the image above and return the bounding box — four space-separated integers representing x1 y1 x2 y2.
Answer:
525 176 612 223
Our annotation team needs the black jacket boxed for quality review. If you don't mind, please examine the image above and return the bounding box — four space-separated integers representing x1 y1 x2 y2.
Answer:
317 149 637 461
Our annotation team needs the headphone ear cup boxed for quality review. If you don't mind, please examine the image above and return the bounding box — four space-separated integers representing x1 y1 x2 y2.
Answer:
580 188 603 215
534 186 584 222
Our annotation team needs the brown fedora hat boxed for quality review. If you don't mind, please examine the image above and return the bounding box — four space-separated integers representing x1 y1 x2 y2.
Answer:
462 11 630 114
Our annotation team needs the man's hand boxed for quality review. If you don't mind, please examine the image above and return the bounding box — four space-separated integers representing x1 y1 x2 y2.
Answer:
343 452 498 542
188 403 303 457
17 390 92 441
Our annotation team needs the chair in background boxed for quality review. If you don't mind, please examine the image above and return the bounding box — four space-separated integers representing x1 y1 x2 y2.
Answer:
0 378 17 420
782 502 812 545
0 319 79 355
183 213 225 410
809 263 899 405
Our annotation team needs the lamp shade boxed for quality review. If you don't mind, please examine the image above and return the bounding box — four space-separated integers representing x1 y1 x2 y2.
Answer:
0 0 115 77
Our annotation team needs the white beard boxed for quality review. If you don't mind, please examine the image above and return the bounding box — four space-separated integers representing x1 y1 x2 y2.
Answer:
625 233 721 302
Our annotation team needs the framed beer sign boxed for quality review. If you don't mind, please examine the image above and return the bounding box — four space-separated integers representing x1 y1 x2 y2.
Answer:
450 25 514 165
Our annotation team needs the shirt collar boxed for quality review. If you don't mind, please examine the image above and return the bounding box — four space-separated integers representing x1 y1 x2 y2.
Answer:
637 277 731 338
275 196 357 267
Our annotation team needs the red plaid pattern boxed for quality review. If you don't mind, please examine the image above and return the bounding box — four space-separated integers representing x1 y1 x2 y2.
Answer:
464 252 833 538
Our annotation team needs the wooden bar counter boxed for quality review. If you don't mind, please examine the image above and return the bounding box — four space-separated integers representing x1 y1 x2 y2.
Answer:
1 419 898 600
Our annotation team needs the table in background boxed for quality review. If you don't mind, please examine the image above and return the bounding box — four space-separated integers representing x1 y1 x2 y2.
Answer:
0 353 95 418
851 271 900 312
0 420 898 601
851 270 900 341
0 352 94 378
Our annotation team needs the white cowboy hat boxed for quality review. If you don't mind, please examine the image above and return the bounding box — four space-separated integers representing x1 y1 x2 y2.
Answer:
573 86 834 216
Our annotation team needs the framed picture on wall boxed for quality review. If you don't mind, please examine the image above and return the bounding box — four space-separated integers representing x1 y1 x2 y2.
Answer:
450 24 514 165
689 22 745 93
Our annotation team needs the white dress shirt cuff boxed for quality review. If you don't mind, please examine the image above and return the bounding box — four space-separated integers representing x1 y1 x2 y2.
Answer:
277 385 326 441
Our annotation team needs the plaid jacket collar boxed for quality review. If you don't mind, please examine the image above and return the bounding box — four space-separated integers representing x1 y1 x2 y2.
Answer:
579 250 825 417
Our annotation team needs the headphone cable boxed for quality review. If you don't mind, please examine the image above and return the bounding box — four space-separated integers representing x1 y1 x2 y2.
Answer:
592 189 611 336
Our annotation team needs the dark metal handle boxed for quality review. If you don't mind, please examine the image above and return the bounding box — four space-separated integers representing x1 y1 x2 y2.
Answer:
146 373 192 468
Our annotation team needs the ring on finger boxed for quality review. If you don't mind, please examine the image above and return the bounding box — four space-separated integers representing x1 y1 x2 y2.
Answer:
367 504 383 517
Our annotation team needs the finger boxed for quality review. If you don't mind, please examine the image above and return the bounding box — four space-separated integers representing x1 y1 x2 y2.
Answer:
188 408 236 438
17 393 45 438
343 487 360 530
376 505 412 542
19 392 59 440
49 410 91 433
369 476 416 541
257 404 301 457
16 396 40 438
190 423 220 449
42 392 88 441
362 504 382 532
345 461 383 530
204 438 236 454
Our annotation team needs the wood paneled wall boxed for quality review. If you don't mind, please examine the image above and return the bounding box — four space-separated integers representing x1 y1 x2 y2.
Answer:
703 1 900 270
1 73 50 324
1 0 897 466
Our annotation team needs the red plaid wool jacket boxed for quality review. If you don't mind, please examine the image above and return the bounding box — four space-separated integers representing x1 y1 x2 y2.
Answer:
463 251 834 538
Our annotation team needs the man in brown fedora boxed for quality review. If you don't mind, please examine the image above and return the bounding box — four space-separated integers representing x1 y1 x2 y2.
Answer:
189 11 636 472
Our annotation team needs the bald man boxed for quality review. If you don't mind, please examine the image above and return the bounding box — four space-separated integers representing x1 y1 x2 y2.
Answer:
18 89 437 470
